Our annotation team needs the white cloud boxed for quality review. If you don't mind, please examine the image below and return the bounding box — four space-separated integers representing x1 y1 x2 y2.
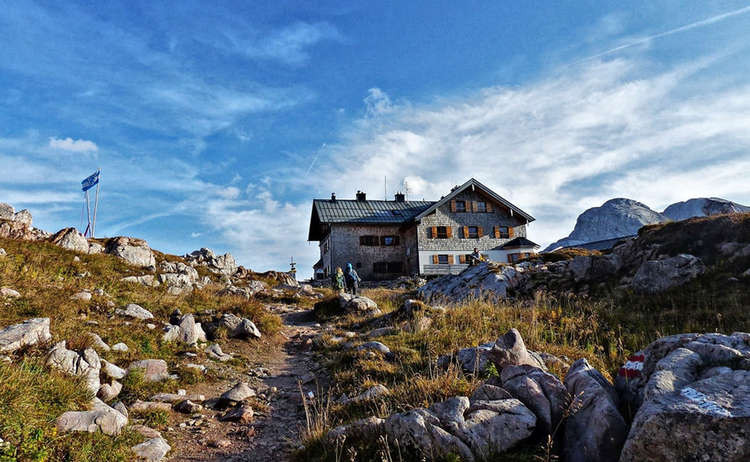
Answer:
48 137 98 153
364 88 393 116
244 22 341 66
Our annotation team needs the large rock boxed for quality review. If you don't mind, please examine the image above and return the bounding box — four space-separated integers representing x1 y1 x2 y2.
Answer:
50 227 89 253
383 396 535 461
128 359 169 382
0 318 52 353
339 293 380 315
46 341 101 393
172 314 207 346
567 253 623 282
631 254 706 293
184 248 237 275
205 313 261 339
418 262 524 302
132 437 171 461
619 370 750 462
56 398 128 436
488 328 547 371
106 236 156 268
501 365 567 434
120 275 160 287
115 303 154 320
563 359 627 462
219 382 256 407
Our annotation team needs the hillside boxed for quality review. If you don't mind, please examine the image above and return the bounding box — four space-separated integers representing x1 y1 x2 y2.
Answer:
1 206 749 462
545 196 749 251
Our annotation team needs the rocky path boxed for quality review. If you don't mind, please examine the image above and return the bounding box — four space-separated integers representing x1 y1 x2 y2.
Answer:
171 304 325 462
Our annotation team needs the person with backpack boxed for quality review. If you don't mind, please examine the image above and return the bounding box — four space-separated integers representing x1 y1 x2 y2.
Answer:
344 262 361 295
332 267 345 293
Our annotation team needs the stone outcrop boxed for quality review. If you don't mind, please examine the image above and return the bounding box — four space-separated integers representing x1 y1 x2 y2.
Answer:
631 254 706 293
615 332 750 461
158 260 200 294
488 328 547 371
0 203 46 240
203 313 261 340
383 396 536 461
51 227 89 253
501 365 567 435
0 318 52 353
105 236 156 268
162 314 207 346
418 262 524 302
563 359 627 462
128 359 169 382
120 275 160 287
184 248 237 275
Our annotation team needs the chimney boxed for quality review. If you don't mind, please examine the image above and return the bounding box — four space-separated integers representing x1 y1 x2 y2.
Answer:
394 192 405 202
356 191 367 201
331 192 336 201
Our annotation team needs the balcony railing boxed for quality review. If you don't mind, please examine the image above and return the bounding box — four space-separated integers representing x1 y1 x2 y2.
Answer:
423 264 469 275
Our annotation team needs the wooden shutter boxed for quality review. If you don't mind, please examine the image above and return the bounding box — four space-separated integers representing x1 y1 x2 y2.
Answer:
431 226 437 238
509 227 515 238
486 202 493 213
463 226 469 238
432 255 439 264
472 201 478 212
459 255 466 264
450 200 456 212
465 200 471 211
493 226 499 238
477 227 483 238
508 254 514 263
447 255 454 265
446 226 453 238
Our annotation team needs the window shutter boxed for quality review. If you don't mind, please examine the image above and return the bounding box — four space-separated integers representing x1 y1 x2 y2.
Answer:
431 227 437 238
472 201 478 212
493 226 499 238
448 255 454 265
487 202 493 213
446 226 453 238
477 227 483 238
450 200 456 212
464 200 470 211
508 254 514 263
509 227 515 238
459 255 466 264
432 255 439 264
463 226 469 238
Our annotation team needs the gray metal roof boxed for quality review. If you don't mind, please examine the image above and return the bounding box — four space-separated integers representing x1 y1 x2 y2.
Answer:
501 237 540 249
313 199 435 224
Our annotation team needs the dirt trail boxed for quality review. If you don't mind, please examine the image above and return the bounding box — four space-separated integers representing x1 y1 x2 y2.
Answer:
170 304 325 462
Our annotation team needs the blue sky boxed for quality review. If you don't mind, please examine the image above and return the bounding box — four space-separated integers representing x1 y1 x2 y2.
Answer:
2 1 750 277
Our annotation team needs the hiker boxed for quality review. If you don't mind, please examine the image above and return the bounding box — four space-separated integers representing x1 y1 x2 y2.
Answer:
332 267 345 293
469 248 483 266
344 262 361 295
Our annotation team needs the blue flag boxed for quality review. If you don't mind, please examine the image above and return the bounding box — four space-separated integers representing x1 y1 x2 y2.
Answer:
81 170 100 191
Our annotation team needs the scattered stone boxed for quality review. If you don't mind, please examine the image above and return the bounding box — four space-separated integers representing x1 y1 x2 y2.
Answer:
112 401 128 418
128 359 169 382
70 291 92 301
368 327 399 338
111 342 129 352
174 400 202 414
151 392 205 403
98 381 123 401
101 360 127 380
185 363 206 373
0 248 5 256
219 382 256 407
132 437 170 461
46 341 101 393
120 275 160 287
130 424 161 439
563 359 627 462
115 303 154 320
206 313 261 339
87 333 110 352
356 341 391 355
208 439 232 449
342 385 389 404
130 400 172 413
57 398 127 436
146 323 156 330
219 405 254 423
0 287 21 298
206 343 232 362
0 318 52 353
488 328 547 371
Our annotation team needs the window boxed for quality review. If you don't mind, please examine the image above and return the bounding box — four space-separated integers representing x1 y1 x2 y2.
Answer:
467 226 479 238
455 201 466 212
438 254 449 264
387 261 403 273
497 226 509 239
381 235 400 246
476 201 487 213
437 226 448 239
360 235 379 246
508 253 528 263
373 262 388 273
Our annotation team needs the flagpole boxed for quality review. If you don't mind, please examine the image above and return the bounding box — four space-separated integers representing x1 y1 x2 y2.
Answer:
92 169 100 238
85 190 92 238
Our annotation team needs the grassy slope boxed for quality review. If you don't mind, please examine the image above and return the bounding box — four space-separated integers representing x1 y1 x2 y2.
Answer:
298 233 750 461
0 237 281 461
